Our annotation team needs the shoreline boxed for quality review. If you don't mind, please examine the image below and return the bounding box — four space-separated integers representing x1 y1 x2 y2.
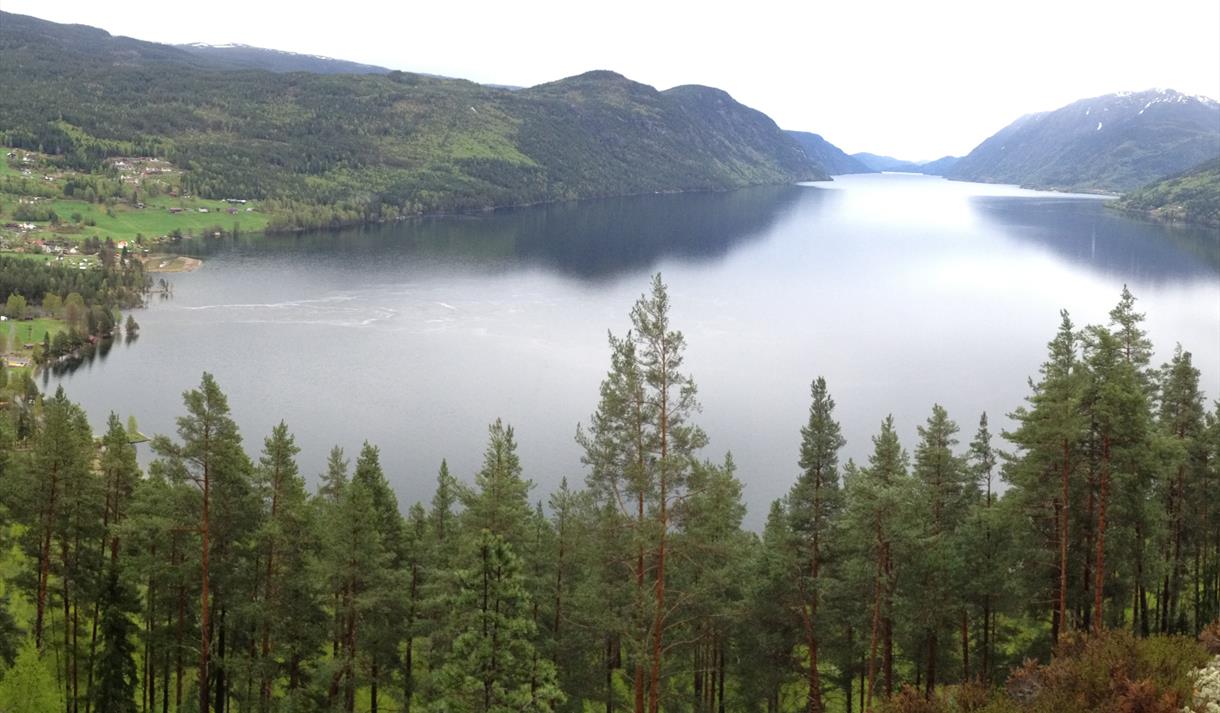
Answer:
143 255 203 273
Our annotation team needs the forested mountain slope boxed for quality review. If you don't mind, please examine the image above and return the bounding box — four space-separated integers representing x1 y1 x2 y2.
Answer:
785 131 871 174
948 89 1220 192
174 42 395 75
1113 156 1220 227
0 12 824 230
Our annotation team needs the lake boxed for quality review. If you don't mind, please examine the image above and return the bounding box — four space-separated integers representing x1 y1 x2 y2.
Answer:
47 173 1220 525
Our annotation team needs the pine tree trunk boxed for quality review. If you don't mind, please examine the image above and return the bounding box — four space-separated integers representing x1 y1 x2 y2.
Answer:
865 548 883 713
370 659 378 713
35 465 60 650
961 610 969 681
712 639 722 713
634 487 646 713
606 635 615 713
200 441 212 713
175 572 185 711
924 631 936 699
1058 439 1070 642
214 608 226 713
1092 435 1110 633
883 544 893 698
694 640 703 713
981 598 991 680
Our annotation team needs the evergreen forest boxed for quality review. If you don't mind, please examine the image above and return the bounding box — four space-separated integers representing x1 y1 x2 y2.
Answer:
0 275 1217 713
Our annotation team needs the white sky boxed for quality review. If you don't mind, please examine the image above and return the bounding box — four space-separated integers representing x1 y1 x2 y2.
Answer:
7 0 1219 160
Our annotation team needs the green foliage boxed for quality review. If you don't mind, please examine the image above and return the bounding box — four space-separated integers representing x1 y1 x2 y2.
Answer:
2 295 24 320
91 569 138 713
0 255 148 311
0 637 63 713
1113 157 1220 227
433 531 563 713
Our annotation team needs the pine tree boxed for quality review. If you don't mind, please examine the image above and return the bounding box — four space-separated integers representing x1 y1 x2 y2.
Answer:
322 476 393 713
675 454 747 713
84 413 141 710
253 422 324 708
432 531 563 713
906 404 970 695
1080 325 1150 632
351 442 406 713
964 413 1005 680
1004 311 1084 642
318 445 349 503
462 420 533 552
842 416 909 709
787 377 845 713
91 569 138 713
1157 346 1206 633
740 502 799 712
150 372 251 713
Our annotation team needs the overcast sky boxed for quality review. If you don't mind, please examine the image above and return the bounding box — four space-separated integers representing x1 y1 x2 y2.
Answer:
7 0 1219 160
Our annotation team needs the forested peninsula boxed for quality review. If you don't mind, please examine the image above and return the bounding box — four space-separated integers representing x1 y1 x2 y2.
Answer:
0 276 1217 713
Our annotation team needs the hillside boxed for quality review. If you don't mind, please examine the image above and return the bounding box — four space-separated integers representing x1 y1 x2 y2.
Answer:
0 12 823 231
851 152 924 172
1112 157 1220 227
785 131 870 174
948 89 1220 192
175 43 394 74
917 155 959 176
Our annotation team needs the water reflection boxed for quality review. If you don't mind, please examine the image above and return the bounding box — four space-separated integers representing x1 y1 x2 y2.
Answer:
167 184 813 280
970 196 1220 281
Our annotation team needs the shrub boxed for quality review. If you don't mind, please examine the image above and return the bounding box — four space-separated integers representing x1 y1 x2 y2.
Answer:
1201 621 1220 656
1012 631 1205 713
879 685 946 713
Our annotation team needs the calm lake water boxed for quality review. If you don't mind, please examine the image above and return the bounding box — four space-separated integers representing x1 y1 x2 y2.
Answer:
48 174 1220 525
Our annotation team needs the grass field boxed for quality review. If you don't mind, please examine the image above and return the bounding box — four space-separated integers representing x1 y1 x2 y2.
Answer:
1 317 67 351
2 193 270 244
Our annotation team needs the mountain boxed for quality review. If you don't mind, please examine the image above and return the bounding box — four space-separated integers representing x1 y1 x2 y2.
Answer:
948 89 1220 192
175 43 393 74
851 153 924 172
785 131 870 174
1112 157 1220 228
0 12 823 230
917 155 959 176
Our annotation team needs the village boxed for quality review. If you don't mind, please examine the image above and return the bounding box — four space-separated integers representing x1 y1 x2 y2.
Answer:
0 148 268 262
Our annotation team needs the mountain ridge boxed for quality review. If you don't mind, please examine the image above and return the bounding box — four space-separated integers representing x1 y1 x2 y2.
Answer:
785 131 871 174
948 89 1220 192
0 12 824 230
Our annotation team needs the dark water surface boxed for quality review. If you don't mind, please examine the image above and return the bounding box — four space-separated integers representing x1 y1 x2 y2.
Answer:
49 174 1220 525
